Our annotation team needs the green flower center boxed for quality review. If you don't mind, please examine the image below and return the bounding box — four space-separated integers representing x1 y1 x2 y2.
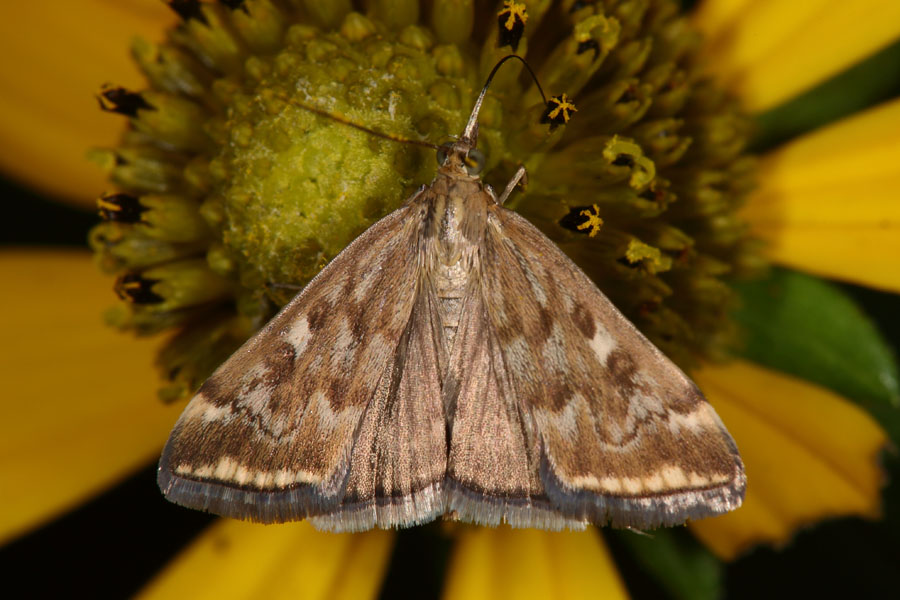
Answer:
213 21 482 293
90 0 760 401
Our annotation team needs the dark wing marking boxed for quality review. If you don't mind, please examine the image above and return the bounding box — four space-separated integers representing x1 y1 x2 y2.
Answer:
447 205 744 529
159 196 447 527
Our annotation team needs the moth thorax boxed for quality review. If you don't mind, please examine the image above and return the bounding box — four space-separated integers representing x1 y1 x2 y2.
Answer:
426 180 486 353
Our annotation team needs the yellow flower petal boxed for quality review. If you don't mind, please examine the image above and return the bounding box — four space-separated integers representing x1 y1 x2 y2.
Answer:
742 98 900 292
0 249 179 543
689 361 887 560
693 0 900 111
690 0 753 34
0 1 174 206
138 520 394 600
442 527 628 600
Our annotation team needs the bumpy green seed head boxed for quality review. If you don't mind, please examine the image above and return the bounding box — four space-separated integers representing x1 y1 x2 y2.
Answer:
90 0 760 401
212 20 489 296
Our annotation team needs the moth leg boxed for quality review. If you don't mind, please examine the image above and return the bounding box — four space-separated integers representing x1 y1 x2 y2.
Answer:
497 165 528 206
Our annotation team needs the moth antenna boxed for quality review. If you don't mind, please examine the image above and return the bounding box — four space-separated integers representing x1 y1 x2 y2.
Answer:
460 54 549 145
270 94 441 151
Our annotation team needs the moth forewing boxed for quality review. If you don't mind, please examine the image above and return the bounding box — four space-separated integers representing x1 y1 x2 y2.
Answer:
158 201 448 526
310 281 449 532
467 207 745 528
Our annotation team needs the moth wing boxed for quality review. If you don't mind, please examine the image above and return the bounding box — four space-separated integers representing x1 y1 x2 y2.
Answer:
309 282 448 532
447 206 744 529
159 194 447 528
443 272 587 530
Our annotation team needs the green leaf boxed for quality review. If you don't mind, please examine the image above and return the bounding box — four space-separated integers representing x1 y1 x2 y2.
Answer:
732 268 900 440
751 37 900 152
615 528 722 600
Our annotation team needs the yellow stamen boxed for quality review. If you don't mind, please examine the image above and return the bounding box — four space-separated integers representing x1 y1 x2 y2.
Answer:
624 239 672 274
96 196 122 214
577 204 604 237
498 1 528 31
547 93 577 123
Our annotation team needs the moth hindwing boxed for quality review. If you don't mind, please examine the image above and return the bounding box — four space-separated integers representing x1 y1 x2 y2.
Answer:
158 57 745 532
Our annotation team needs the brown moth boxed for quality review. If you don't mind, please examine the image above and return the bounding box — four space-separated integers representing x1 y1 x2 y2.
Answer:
158 57 745 532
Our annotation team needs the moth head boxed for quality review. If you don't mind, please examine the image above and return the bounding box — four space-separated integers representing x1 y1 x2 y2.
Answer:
450 55 553 180
437 139 486 177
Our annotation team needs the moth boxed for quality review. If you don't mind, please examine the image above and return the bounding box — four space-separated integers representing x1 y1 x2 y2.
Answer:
158 57 745 532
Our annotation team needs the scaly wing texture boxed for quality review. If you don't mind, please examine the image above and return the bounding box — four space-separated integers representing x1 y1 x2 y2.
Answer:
159 199 447 528
310 284 448 531
446 206 745 529
444 281 587 530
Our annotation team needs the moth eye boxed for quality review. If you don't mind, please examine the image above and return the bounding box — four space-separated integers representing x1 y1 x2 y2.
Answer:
465 148 485 175
436 142 454 166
